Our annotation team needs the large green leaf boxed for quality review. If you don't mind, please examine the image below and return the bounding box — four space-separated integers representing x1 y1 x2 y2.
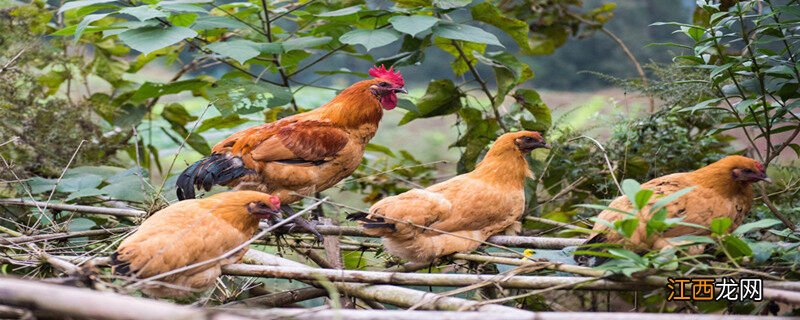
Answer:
722 235 753 258
161 103 197 126
207 78 293 116
470 2 530 53
399 79 462 125
433 22 503 47
316 5 362 17
130 79 209 102
733 219 782 235
340 29 401 51
282 36 332 52
119 5 167 21
711 217 733 235
118 26 198 54
433 0 471 9
59 0 118 13
513 89 551 133
75 13 111 40
191 15 247 30
475 51 533 104
196 114 250 133
389 15 439 37
205 39 262 64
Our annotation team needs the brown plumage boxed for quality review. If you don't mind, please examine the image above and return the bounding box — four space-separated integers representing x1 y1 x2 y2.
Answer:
111 191 281 298
176 66 406 204
349 131 550 263
576 155 770 266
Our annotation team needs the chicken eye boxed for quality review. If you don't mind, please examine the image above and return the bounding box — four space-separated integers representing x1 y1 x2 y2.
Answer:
523 136 534 142
743 168 753 173
379 82 390 87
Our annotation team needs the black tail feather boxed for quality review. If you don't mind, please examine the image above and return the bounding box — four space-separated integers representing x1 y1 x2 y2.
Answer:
363 223 396 230
176 154 254 200
109 252 131 276
573 234 608 266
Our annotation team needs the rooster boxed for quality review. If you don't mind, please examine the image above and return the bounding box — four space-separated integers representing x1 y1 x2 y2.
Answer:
575 155 770 266
349 131 550 263
111 191 281 298
176 66 406 207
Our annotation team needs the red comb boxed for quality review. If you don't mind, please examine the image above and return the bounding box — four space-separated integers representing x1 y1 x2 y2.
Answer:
269 195 281 207
369 65 404 87
755 161 765 172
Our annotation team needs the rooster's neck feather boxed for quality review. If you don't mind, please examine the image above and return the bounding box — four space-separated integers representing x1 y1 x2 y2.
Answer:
318 80 383 128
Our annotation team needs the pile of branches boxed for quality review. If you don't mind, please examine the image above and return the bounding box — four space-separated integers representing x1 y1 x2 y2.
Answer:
0 198 798 320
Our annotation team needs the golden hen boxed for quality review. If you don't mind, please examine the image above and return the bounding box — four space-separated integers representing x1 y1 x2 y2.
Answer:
176 66 406 205
575 155 770 266
349 131 549 263
111 191 281 298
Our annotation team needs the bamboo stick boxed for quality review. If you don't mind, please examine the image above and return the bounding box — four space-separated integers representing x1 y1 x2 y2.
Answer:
223 308 779 320
241 250 534 314
222 264 647 290
224 287 328 308
0 277 248 320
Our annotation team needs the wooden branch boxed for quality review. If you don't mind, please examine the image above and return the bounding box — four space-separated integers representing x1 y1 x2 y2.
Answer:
223 308 777 320
0 227 133 245
0 199 145 217
225 287 328 308
452 253 800 305
241 250 534 314
0 277 248 320
222 265 648 291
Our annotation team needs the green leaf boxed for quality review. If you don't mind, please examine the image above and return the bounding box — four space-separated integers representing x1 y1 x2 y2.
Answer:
162 103 197 126
75 13 111 40
670 235 717 245
470 2 530 52
207 78 292 116
317 5 362 17
118 26 198 54
733 219 782 235
168 13 198 27
634 189 654 211
615 218 639 239
56 174 105 193
621 179 642 209
433 22 503 47
340 29 401 51
389 15 439 37
282 36 332 52
160 2 208 13
130 79 209 102
196 114 250 133
206 39 262 64
433 0 471 9
99 175 151 203
119 5 167 21
59 0 118 13
191 15 247 30
608 248 644 264
475 51 533 105
68 218 96 232
399 79 462 125
65 188 105 201
365 143 396 158
722 235 752 258
513 89 551 133
710 217 732 235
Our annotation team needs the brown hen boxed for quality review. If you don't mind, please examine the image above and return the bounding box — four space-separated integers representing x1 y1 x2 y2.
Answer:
575 155 770 266
349 131 549 263
111 191 281 298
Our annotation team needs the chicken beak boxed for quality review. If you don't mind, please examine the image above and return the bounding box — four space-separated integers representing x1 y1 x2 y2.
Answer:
540 142 551 149
394 87 408 94
760 176 773 183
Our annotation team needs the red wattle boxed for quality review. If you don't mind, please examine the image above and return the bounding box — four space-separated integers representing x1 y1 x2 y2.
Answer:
381 93 398 110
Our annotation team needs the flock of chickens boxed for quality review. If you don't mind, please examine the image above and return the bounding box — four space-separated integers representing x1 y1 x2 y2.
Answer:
110 66 771 298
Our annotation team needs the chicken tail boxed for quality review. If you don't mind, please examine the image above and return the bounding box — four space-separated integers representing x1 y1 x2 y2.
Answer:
176 153 254 200
109 252 132 276
346 212 396 232
573 233 609 267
